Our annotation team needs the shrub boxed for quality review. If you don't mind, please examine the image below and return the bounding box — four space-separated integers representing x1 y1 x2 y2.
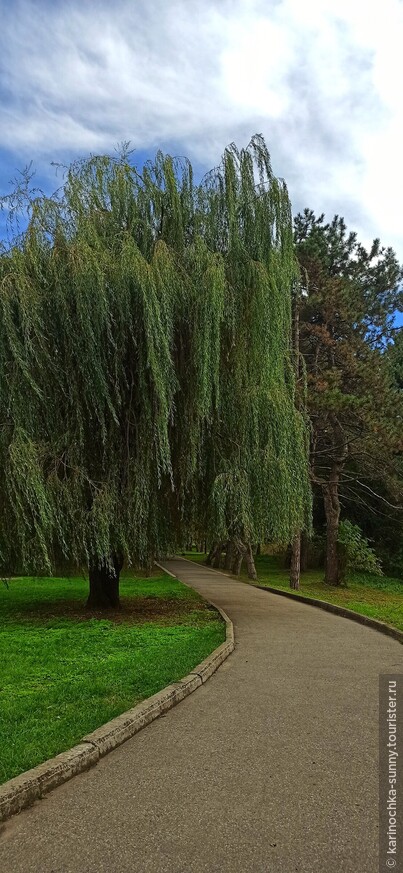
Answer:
338 520 383 580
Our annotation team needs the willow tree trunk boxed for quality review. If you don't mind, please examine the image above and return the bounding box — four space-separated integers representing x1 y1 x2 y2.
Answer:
290 534 301 589
212 543 224 569
323 478 341 586
87 554 123 609
224 540 235 571
245 543 257 580
205 544 215 566
232 548 243 575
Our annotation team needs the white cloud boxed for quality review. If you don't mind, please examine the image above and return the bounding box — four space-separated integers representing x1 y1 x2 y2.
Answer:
1 0 403 257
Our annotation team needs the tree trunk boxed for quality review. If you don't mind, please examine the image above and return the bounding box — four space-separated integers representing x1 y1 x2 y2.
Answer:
315 415 348 587
323 479 341 585
245 543 257 580
232 548 243 575
290 534 301 589
211 542 224 569
283 543 292 569
87 554 123 609
224 540 235 571
205 543 216 566
300 531 309 572
144 555 154 577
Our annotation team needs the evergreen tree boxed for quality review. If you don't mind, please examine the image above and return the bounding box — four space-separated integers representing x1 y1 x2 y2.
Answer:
294 210 403 584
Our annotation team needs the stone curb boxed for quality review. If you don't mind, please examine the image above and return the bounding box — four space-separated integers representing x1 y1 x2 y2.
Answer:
0 744 99 824
180 555 403 645
252 583 403 644
155 561 235 681
0 573 234 823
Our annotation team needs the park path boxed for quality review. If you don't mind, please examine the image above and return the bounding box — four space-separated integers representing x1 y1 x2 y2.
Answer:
1 558 402 873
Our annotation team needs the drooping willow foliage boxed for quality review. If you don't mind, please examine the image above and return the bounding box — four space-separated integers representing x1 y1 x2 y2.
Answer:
0 135 311 575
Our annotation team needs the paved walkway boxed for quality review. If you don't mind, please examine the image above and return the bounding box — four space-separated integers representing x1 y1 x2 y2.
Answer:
1 558 402 873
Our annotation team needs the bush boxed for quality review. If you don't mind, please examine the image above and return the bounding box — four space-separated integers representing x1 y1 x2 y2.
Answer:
338 521 383 580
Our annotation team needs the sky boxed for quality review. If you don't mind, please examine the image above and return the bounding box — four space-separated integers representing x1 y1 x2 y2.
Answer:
0 0 402 293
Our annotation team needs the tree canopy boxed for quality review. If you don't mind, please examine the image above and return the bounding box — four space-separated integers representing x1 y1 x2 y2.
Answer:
0 136 311 604
294 209 403 584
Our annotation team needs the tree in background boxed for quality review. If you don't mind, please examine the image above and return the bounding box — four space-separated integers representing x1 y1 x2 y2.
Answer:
0 136 311 605
189 140 311 579
294 210 403 585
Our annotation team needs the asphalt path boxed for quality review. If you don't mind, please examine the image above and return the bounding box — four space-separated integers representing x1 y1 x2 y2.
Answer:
1 557 402 872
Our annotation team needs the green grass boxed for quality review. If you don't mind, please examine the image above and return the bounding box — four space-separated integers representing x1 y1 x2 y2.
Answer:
183 551 403 633
0 570 225 784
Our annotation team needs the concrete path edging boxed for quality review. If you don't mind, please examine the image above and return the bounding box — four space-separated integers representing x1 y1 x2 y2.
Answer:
0 576 234 823
252 582 403 644
180 555 403 645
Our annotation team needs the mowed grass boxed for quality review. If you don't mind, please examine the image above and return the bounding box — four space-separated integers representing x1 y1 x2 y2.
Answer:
183 551 403 633
0 570 225 784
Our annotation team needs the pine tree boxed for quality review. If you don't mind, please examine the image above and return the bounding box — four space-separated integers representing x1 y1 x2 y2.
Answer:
294 210 403 584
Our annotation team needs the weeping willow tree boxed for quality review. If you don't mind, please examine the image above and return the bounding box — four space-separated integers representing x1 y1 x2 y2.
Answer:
181 138 312 576
0 135 311 606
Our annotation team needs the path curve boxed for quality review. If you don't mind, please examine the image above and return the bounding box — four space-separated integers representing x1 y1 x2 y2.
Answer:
1 558 402 873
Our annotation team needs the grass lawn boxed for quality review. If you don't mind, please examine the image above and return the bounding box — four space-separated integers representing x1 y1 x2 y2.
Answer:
0 570 225 784
183 551 403 633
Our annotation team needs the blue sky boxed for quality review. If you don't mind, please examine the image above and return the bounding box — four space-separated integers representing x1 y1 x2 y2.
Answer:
1 0 402 325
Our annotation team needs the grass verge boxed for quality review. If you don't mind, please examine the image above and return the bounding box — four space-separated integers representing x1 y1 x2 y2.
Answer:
183 551 403 633
0 570 225 784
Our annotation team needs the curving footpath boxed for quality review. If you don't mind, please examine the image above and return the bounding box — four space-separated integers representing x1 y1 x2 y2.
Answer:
1 557 402 873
